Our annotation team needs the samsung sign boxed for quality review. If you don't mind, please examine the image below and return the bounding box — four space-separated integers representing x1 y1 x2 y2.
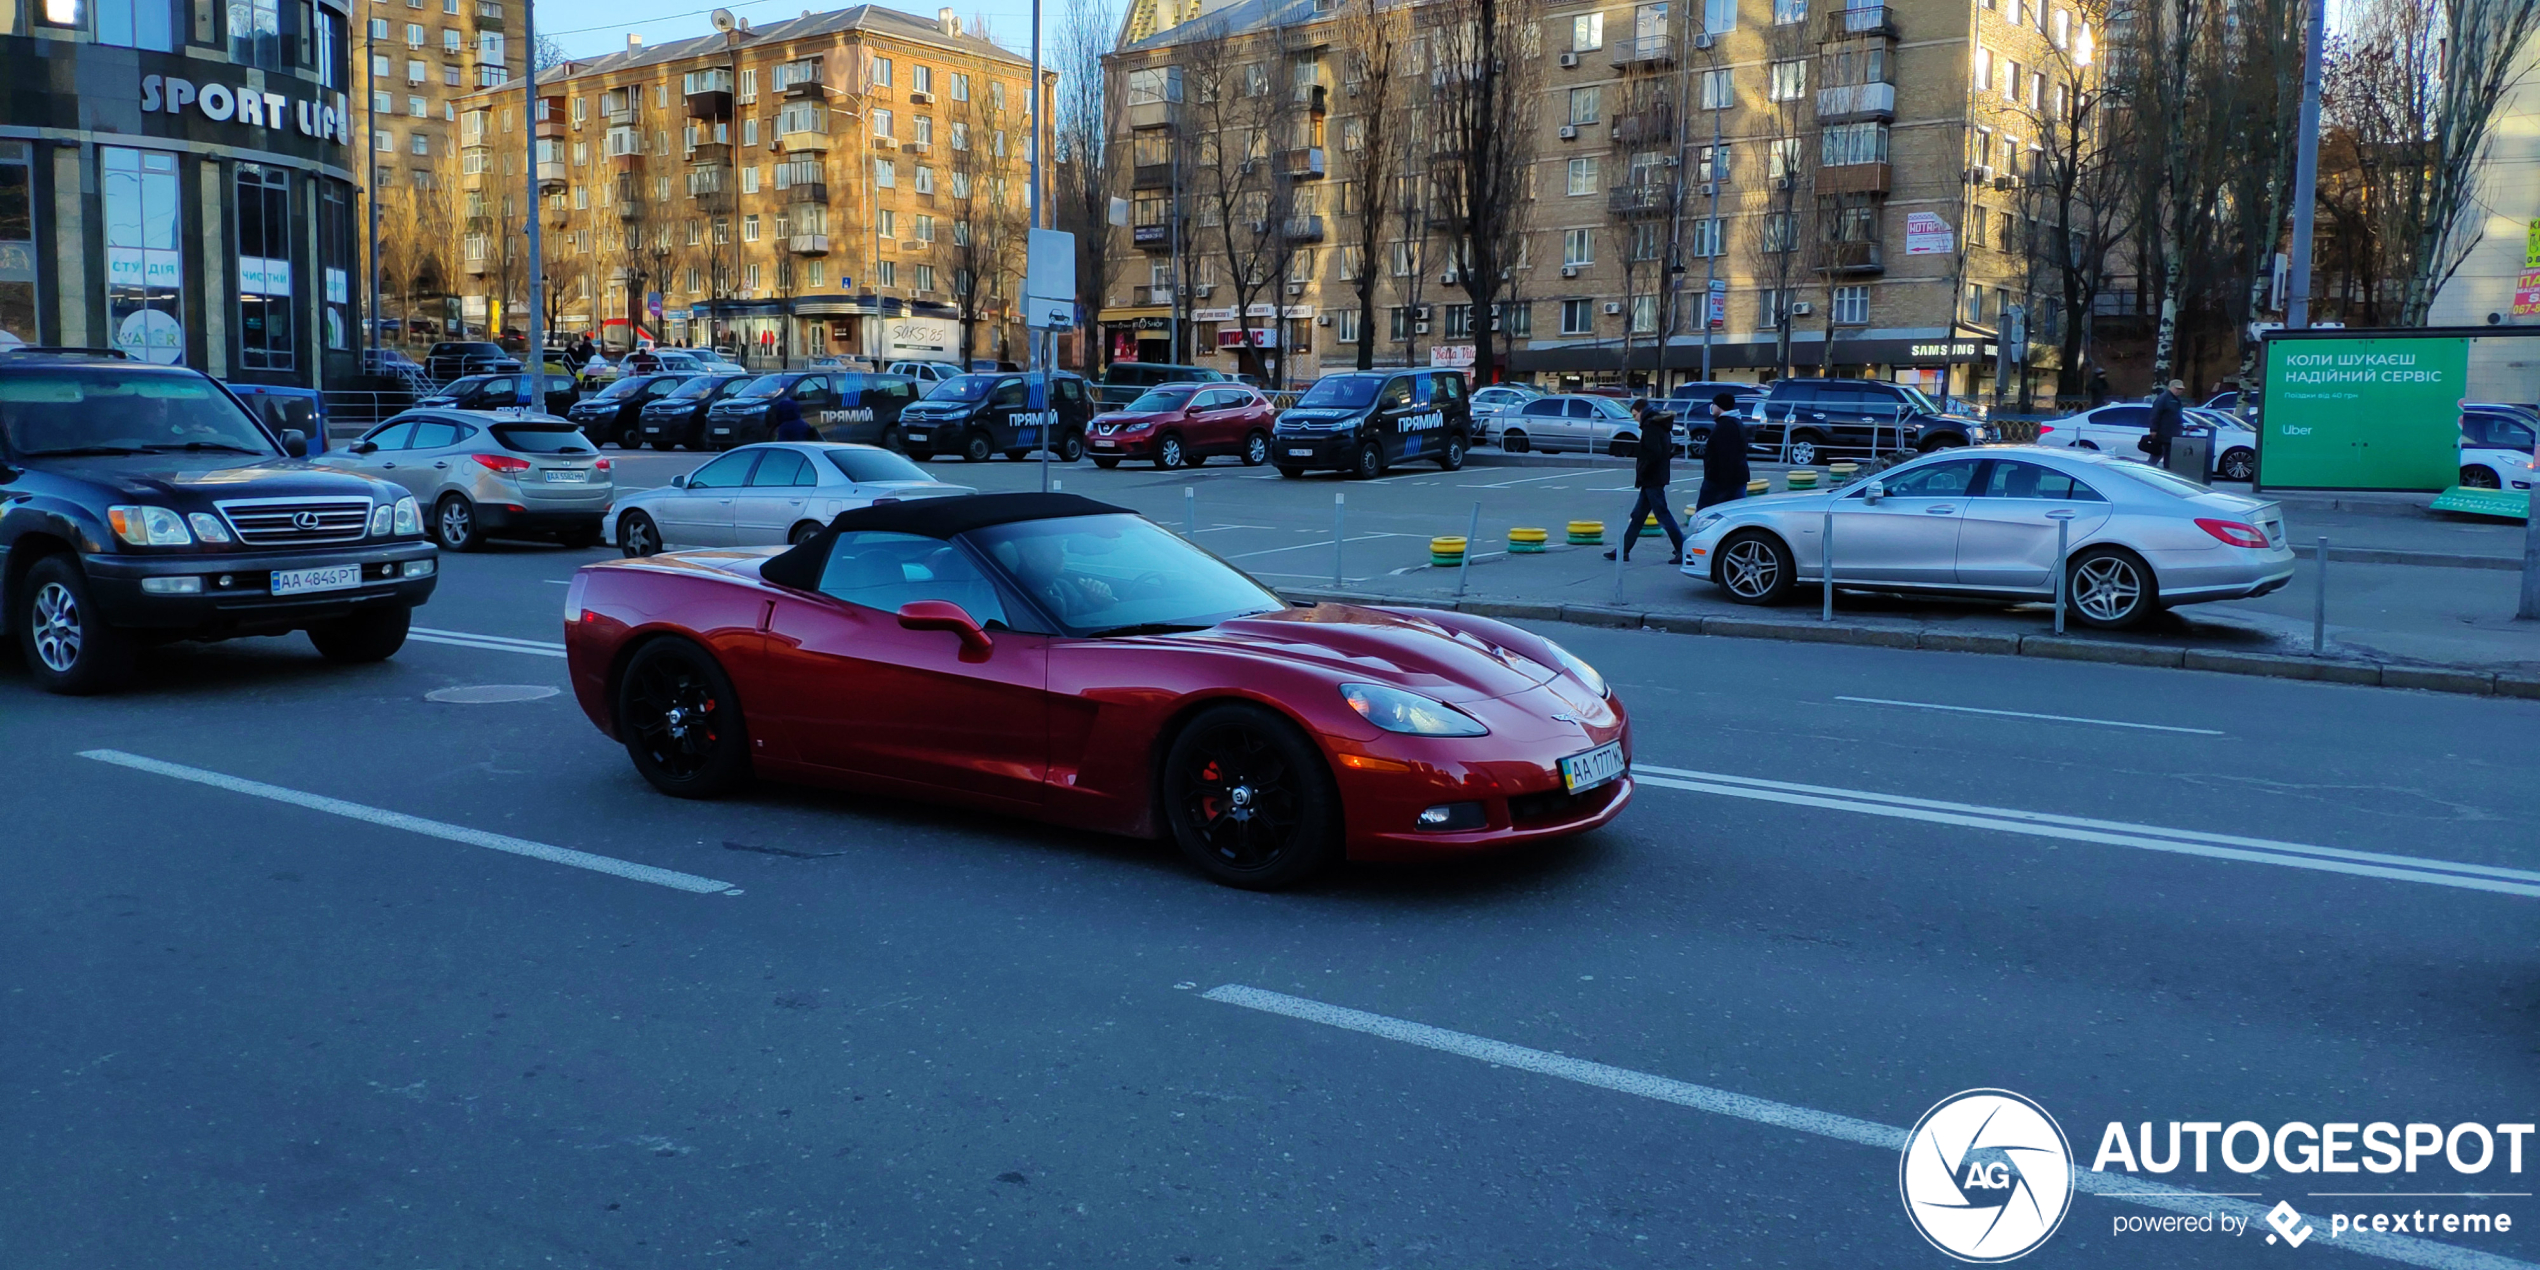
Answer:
141 75 352 145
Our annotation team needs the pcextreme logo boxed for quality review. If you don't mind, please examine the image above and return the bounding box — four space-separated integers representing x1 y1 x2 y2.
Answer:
1900 1089 2075 1263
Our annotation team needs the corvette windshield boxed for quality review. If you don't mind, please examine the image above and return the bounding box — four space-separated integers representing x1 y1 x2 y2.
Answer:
967 514 1282 636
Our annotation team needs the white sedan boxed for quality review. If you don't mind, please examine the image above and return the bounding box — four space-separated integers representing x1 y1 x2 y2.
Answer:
612 442 974 554
2460 406 2539 491
1469 384 1543 445
2035 403 2258 482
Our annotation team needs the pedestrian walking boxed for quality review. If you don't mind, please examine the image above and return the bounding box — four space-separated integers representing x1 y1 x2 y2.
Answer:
770 393 815 442
1604 401 1686 564
2145 377 2186 467
2088 367 2110 408
1694 393 1751 511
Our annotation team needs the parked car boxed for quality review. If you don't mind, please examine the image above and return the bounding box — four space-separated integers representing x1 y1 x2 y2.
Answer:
1742 378 1991 464
424 340 521 381
636 373 762 451
1094 361 1228 406
1681 446 2293 629
887 359 964 384
318 409 614 550
566 373 695 448
1496 394 1672 457
2034 403 2258 482
612 442 974 552
418 372 580 417
0 351 437 694
2459 405 2539 490
2203 389 2260 419
1088 383 1279 469
896 371 1097 463
702 371 922 449
1271 368 1474 478
1469 384 1544 445
659 349 751 378
1662 382 1765 448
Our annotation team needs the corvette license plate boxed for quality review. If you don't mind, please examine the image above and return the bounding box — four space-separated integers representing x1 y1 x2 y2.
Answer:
271 564 362 596
1288 447 1314 457
543 469 588 483
1558 741 1626 794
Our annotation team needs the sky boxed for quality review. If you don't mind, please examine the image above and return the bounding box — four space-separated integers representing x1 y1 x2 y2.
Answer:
534 0 1048 62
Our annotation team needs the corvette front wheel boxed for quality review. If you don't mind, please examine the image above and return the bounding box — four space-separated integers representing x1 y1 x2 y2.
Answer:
617 638 753 798
1162 704 1340 890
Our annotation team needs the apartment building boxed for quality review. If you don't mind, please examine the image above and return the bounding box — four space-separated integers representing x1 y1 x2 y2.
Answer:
354 0 526 192
445 4 1045 366
1102 0 2086 398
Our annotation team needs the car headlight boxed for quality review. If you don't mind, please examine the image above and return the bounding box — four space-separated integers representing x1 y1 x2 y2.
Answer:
1539 640 1608 698
1693 511 1725 533
370 504 395 536
393 496 421 535
1341 683 1489 736
186 512 232 543
107 504 192 546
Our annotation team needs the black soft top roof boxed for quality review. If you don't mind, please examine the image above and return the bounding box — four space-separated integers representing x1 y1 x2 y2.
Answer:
759 492 1131 591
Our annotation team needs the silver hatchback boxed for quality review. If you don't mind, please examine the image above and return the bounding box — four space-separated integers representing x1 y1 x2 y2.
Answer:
1679 445 2295 628
319 409 614 550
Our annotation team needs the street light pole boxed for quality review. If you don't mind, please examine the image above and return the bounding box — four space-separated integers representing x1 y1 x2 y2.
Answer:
519 0 544 408
2283 0 2326 331
364 16 379 359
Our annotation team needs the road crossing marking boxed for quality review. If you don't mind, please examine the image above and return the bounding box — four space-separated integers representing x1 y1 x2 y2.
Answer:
78 749 738 895
1200 984 2534 1270
1634 763 2540 899
1833 695 2227 735
410 627 568 657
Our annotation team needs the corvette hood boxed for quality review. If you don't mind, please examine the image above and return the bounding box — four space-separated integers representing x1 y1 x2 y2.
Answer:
1174 605 1565 703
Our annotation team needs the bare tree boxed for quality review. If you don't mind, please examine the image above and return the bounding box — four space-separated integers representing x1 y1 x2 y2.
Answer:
2395 0 2540 322
1333 0 1408 371
2023 0 2134 403
1055 0 1122 371
1180 18 1307 382
948 78 1030 366
1430 0 1543 385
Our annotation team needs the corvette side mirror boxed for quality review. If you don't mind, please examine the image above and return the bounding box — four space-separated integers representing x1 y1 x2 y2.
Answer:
1863 480 1886 505
897 600 993 662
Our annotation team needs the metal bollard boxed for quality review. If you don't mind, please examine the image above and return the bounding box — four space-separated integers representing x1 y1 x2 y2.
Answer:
1185 485 1197 538
1457 501 1480 597
2313 535 2327 656
2048 509 2077 634
1333 491 1346 587
1613 522 1628 603
1821 505 1834 622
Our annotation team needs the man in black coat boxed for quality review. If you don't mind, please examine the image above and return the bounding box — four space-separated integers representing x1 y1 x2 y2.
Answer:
2146 378 2186 466
1605 400 1685 564
1695 393 1751 510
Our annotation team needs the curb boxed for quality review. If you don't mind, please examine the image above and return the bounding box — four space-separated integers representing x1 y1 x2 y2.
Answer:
2288 544 2523 572
1272 587 2540 700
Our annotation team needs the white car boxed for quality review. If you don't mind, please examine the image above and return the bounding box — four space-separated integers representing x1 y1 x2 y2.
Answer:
2459 406 2539 491
1497 394 1669 456
1469 384 1543 445
612 442 975 554
2034 403 2259 482
888 360 963 384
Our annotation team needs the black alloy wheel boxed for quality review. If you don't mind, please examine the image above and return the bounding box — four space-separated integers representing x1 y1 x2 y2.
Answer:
1350 442 1384 480
619 510 663 557
1161 704 1340 890
1056 431 1086 463
616 638 752 798
1241 431 1270 466
2220 448 2257 482
1501 430 1531 454
2461 465 2502 490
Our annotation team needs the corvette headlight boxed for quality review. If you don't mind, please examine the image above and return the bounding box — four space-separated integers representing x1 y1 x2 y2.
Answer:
107 504 192 546
392 496 421 535
1540 640 1608 698
1341 683 1488 737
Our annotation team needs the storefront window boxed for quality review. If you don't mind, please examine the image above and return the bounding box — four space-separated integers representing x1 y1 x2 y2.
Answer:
320 180 351 352
102 147 184 365
96 0 179 50
229 0 286 70
0 144 37 346
236 164 295 370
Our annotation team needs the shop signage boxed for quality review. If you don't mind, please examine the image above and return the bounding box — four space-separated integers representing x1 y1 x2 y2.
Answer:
236 255 292 297
1191 307 1237 323
141 75 351 144
1909 341 1982 359
2514 269 2540 317
1219 327 1277 349
1133 316 1172 332
1430 344 1475 368
1904 212 1954 256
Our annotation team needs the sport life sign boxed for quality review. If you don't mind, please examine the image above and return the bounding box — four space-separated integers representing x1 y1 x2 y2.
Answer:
141 76 352 145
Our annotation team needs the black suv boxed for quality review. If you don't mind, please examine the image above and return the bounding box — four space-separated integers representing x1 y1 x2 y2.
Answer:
419 372 579 417
0 351 436 694
424 340 521 381
635 373 759 450
567 372 693 447
1272 369 1475 478
895 372 1096 463
1744 378 1991 464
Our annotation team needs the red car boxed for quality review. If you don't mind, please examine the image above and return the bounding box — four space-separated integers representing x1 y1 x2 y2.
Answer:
1086 383 1278 470
562 493 1631 888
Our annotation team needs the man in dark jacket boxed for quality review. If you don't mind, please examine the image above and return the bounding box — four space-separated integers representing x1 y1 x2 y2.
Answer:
1605 401 1685 564
2145 378 2186 466
1695 393 1751 510
770 393 815 441
2088 367 2110 408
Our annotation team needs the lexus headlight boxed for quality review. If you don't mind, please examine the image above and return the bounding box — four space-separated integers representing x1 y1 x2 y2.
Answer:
107 505 192 546
392 496 421 535
1341 683 1489 737
1540 640 1609 698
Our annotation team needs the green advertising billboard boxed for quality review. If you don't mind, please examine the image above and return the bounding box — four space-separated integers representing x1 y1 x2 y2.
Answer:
2259 333 2468 491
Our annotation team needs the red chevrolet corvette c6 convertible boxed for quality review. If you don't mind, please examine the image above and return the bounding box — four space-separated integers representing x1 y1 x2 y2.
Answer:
562 492 1630 888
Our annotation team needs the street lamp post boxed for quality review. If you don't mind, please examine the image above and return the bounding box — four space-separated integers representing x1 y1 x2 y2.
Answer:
518 0 545 409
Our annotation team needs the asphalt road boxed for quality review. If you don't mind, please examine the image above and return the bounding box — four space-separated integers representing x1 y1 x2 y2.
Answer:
5 527 2539 1268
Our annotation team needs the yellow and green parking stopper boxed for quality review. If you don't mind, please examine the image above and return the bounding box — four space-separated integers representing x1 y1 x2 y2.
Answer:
1639 517 1667 537
1429 535 1468 567
1567 519 1604 546
1786 469 1820 490
1508 526 1549 554
1746 478 1771 496
1829 460 1860 484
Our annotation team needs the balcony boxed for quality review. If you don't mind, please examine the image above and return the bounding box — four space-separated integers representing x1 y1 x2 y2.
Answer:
1816 81 1896 121
788 234 830 256
1606 182 1672 217
603 104 638 126
1611 104 1674 145
1133 162 1173 188
785 180 829 204
534 111 565 140
1128 100 1178 130
1283 147 1326 179
1135 285 1173 305
465 256 491 275
473 6 503 28
616 201 642 222
1134 222 1170 249
783 75 830 100
778 126 831 153
535 159 566 191
1295 84 1328 114
1610 33 1674 67
689 140 731 165
1817 240 1885 274
693 190 734 213
687 89 732 120
1821 5 1896 39
1817 160 1892 194
1281 214 1324 241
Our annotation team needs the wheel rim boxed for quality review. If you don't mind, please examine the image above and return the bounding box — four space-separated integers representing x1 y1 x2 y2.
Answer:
967 435 990 461
1359 447 1379 477
1161 438 1182 467
1790 441 1816 465
30 580 82 672
1446 437 1464 464
2074 556 2142 621
2225 451 2254 480
1721 539 1780 599
624 656 727 781
439 500 470 542
2465 468 2499 489
623 516 657 556
1246 434 1268 463
1176 722 1304 872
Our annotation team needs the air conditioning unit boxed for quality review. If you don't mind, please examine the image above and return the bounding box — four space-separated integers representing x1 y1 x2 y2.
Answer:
1288 282 1305 294
1993 174 2014 190
1558 51 1581 67
1558 124 1578 140
1693 33 1714 48
1415 320 1431 333
1415 305 1433 320
1440 269 1459 285
1698 181 1716 196
873 135 898 149
1195 284 1214 296
1560 265 1579 278
1603 301 1623 315
1316 314 1331 326
1773 175 1795 190
909 89 934 105
1347 82 1361 95
1790 301 1813 315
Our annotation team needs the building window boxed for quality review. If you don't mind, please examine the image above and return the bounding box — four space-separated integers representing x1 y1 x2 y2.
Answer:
1773 0 1806 22
1833 284 1869 325
1571 12 1603 49
1568 85 1600 125
408 59 426 83
1963 282 1984 323
1700 68 1734 109
991 80 1007 110
872 108 893 138
914 214 936 242
1336 309 1359 343
97 0 179 50
1630 293 1659 334
1768 59 1807 101
875 259 896 287
234 164 295 371
951 72 970 102
231 0 284 68
1629 221 1663 260
102 147 185 365
1758 288 1787 327
746 263 761 291
912 64 931 94
1703 0 1734 34
410 133 429 155
1973 48 1993 92
1496 301 1532 337
1562 228 1592 266
1688 217 1723 257
742 214 760 242
443 65 460 86
1820 122 1889 165
871 56 892 87
442 27 459 50
741 166 760 193
403 21 421 44
408 95 426 116
0 144 37 344
914 263 934 292
915 115 934 146
808 261 824 287
875 159 895 188
1388 307 1410 341
877 209 895 238
915 165 935 194
1566 156 1598 196
1762 212 1795 252
1560 298 1593 335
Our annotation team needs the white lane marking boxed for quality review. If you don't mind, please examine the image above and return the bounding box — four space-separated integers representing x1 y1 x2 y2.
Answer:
1463 471 1598 489
409 626 568 657
77 750 738 896
1635 763 2540 898
1834 695 2227 736
543 579 571 585
1201 985 2533 1270
1190 523 1276 533
1225 533 1406 560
